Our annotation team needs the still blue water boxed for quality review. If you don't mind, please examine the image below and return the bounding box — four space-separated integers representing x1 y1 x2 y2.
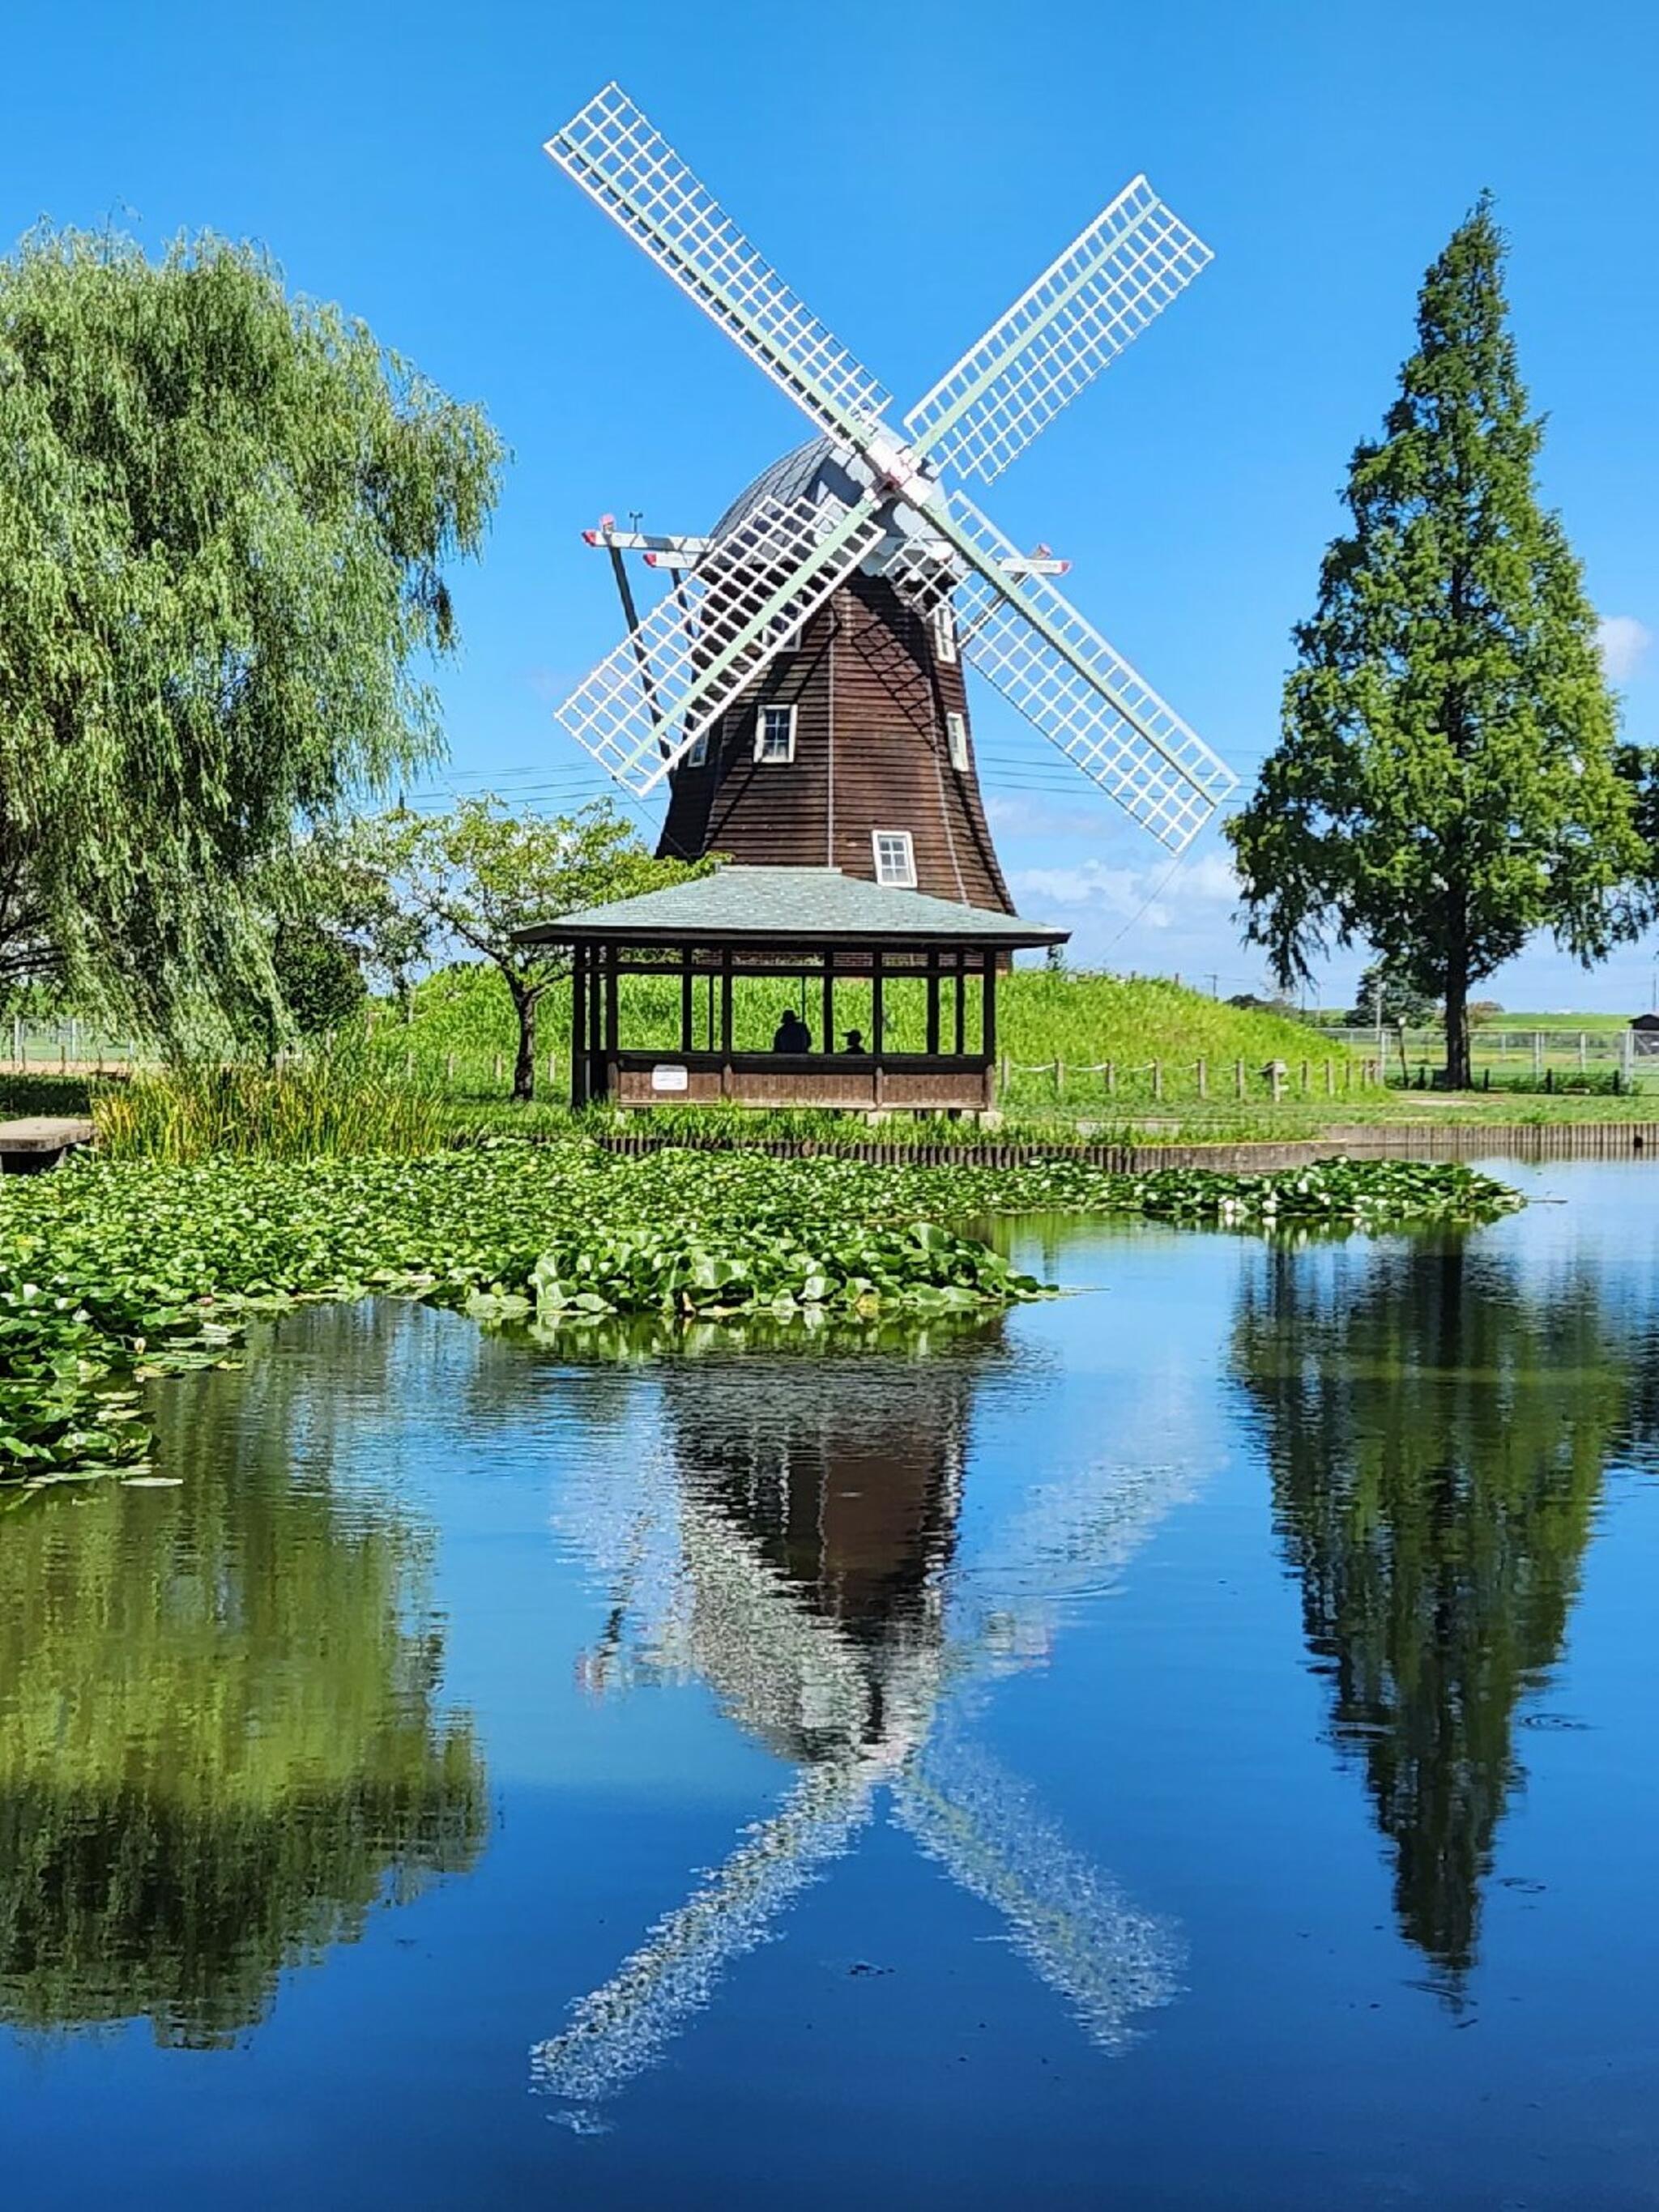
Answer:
3 1161 1657 2208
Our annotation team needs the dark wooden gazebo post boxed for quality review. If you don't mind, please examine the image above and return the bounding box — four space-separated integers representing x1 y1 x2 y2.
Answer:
569 944 588 1109
603 944 620 1098
821 948 834 1057
982 950 997 1102
925 950 940 1056
680 947 694 1055
953 950 966 1056
719 948 734 1096
588 941 605 1102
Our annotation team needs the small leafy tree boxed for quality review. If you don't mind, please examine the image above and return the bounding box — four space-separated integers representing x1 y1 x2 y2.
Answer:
272 923 367 1040
352 798 709 1101
1228 196 1644 1087
0 224 503 1039
1348 961 1438 1030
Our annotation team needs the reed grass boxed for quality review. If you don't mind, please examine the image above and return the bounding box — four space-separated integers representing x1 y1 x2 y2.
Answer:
92 1052 452 1163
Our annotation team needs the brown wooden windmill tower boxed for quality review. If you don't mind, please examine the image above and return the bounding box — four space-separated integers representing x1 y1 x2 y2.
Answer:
544 86 1237 901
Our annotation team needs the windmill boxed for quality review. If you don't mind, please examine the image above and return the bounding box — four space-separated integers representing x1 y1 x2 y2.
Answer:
544 84 1235 910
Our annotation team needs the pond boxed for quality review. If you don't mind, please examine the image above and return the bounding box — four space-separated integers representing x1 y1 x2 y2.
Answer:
2 1160 1657 2208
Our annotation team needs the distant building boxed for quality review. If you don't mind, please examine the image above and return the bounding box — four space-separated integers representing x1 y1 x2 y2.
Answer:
1630 1012 1659 1055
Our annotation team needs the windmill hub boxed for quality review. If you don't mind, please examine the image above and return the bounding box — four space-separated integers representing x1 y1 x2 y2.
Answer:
544 83 1236 894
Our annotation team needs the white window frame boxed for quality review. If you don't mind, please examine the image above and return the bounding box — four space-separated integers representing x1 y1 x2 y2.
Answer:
754 701 797 763
766 607 802 651
945 710 968 771
932 601 958 666
872 829 917 889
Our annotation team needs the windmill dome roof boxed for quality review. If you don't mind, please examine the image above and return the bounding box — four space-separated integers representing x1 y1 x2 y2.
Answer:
710 435 857 541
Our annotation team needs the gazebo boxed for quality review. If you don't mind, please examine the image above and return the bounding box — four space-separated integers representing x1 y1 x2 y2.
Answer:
514 865 1068 1114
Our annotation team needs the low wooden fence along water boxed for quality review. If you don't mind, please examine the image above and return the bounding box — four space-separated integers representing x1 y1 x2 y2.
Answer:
596 1123 1659 1172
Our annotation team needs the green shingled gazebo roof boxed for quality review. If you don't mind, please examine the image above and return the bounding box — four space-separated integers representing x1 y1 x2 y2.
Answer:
514 866 1068 949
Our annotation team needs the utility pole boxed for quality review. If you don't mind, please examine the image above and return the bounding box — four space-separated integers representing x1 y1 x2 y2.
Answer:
1207 972 1219 999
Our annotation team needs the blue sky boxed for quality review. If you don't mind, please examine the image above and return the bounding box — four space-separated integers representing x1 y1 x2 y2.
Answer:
6 0 1657 1010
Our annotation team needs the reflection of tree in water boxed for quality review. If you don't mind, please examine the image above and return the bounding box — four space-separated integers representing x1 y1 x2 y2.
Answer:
534 1315 1193 2125
1233 1237 1623 1982
0 1307 485 2047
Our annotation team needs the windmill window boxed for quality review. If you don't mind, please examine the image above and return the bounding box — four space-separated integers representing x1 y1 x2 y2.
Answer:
755 703 796 763
872 829 917 889
684 731 709 768
766 607 801 651
932 602 958 665
945 711 968 770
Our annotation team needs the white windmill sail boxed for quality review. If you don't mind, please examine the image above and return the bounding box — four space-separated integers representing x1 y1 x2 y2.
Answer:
884 490 1236 852
545 83 893 454
903 177 1213 487
555 488 885 795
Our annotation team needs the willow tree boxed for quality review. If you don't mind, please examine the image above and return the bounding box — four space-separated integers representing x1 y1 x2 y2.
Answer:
0 225 503 1036
1228 198 1641 1088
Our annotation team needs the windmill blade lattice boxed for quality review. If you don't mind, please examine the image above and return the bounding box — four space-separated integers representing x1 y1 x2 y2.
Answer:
885 492 1235 850
545 83 894 453
903 178 1213 488
555 489 886 795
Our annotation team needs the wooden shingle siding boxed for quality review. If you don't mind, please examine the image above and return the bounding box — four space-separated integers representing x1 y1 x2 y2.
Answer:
656 575 1013 914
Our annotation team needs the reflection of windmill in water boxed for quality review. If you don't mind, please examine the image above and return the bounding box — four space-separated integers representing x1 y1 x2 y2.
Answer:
535 1328 1207 2127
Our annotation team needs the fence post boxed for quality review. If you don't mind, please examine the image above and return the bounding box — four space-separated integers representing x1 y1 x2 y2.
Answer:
1533 1031 1544 1080
1055 1059 1064 1102
1152 1059 1162 1102
1623 1026 1636 1089
1105 1061 1115 1097
493 1052 504 1085
1579 1031 1587 1073
10 1015 19 1071
1196 1056 1207 1100
1235 1057 1244 1099
1299 1058 1309 1097
1000 1053 1010 1102
446 1051 455 1086
1324 1059 1335 1097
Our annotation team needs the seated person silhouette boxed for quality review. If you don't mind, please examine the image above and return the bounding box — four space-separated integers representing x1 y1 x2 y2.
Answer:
842 1029 866 1054
771 1009 812 1054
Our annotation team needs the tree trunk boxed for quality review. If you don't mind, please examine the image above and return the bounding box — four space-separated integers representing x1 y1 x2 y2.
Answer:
1443 961 1471 1090
512 984 537 1103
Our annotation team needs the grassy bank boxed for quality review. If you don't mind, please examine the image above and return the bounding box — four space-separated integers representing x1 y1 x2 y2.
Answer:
361 963 1363 1111
0 1143 1517 1488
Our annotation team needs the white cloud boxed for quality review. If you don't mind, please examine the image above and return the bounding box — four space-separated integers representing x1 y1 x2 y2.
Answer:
983 792 1102 840
1597 615 1652 684
1008 850 1239 935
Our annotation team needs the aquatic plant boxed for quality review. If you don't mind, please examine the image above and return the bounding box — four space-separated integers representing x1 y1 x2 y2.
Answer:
0 1144 1520 1486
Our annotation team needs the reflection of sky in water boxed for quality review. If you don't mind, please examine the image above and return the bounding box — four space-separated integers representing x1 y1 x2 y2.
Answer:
2 1161 1658 2207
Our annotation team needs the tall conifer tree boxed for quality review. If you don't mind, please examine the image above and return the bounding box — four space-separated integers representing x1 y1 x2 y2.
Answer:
1229 196 1640 1086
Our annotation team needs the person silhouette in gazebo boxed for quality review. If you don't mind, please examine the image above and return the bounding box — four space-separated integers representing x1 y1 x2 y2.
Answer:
772 1010 812 1055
